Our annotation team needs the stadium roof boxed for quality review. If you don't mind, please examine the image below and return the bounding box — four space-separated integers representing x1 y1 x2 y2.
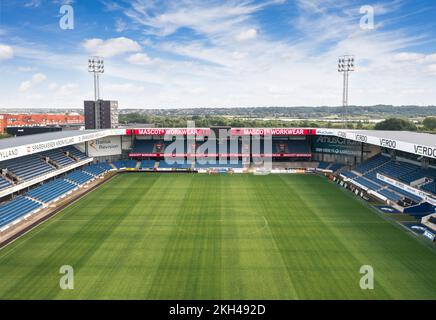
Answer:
0 127 434 161
0 128 125 162
349 130 436 147
0 130 99 150
314 128 435 159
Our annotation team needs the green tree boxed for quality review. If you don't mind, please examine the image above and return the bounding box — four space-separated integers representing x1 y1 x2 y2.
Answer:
374 118 417 131
423 117 436 131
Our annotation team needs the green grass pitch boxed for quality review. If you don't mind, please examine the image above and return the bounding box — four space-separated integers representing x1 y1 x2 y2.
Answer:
1 173 436 299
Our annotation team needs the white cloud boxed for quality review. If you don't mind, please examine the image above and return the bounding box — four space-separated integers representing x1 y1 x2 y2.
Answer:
423 54 436 64
124 0 266 37
393 52 424 62
0 44 14 60
3 0 436 108
48 82 79 95
24 0 42 8
19 81 32 92
115 19 127 32
231 51 248 60
127 53 153 65
17 66 34 72
82 37 141 58
19 73 46 92
427 64 436 75
105 83 145 93
32 73 46 82
235 28 257 41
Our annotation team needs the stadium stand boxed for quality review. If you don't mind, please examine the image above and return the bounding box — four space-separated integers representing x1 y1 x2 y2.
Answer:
96 162 114 171
64 170 94 185
342 171 358 179
83 163 110 176
27 179 76 203
194 160 243 169
329 163 345 172
422 181 436 194
158 160 192 169
63 146 88 160
273 140 311 154
0 177 12 191
131 140 156 154
340 154 436 205
112 160 138 169
355 176 381 191
0 196 42 228
316 162 345 172
379 189 402 202
140 160 156 169
317 162 330 169
42 149 75 166
354 154 390 174
0 154 55 181
0 160 115 229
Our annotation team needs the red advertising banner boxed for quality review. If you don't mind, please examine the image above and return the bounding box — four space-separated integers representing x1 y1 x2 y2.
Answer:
230 128 316 136
127 128 211 136
129 153 311 158
126 128 315 136
252 153 312 157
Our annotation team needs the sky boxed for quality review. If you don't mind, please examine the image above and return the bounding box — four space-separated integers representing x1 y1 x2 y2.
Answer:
0 0 436 109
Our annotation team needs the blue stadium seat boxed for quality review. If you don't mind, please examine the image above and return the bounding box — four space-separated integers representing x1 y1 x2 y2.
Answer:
0 176 12 190
422 181 436 194
0 196 42 228
112 160 138 169
354 154 390 174
379 189 401 202
131 140 157 153
62 146 88 160
0 154 55 181
64 170 94 185
42 149 75 166
140 160 156 169
317 162 330 169
27 179 76 203
83 163 109 176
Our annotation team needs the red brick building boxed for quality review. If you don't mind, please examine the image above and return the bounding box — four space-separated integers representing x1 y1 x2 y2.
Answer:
0 114 84 133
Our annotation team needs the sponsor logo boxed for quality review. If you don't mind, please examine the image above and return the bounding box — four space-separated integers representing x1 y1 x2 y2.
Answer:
379 138 396 149
414 145 436 158
232 128 311 136
315 129 336 135
316 136 358 145
135 128 209 136
0 148 19 160
337 131 347 138
355 134 367 142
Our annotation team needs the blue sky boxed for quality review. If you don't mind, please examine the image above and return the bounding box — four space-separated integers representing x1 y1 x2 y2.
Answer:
0 0 436 108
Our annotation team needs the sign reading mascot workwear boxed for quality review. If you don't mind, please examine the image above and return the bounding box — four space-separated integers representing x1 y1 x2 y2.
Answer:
87 136 121 156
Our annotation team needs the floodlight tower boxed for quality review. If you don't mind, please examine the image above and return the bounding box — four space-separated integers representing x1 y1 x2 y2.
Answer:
88 56 104 101
88 57 104 129
338 55 355 128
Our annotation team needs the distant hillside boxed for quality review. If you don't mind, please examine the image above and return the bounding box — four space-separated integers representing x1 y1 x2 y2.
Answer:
120 105 436 119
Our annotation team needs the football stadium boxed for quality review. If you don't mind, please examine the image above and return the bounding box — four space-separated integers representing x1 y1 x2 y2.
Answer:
0 127 436 299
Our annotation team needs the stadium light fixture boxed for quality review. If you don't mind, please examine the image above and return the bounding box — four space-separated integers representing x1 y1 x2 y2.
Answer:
338 55 355 128
88 56 104 101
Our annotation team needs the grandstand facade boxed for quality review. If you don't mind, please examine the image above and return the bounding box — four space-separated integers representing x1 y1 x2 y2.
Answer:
0 127 435 235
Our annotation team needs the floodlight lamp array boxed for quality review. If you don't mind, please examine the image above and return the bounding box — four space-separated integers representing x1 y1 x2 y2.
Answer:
88 57 105 73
